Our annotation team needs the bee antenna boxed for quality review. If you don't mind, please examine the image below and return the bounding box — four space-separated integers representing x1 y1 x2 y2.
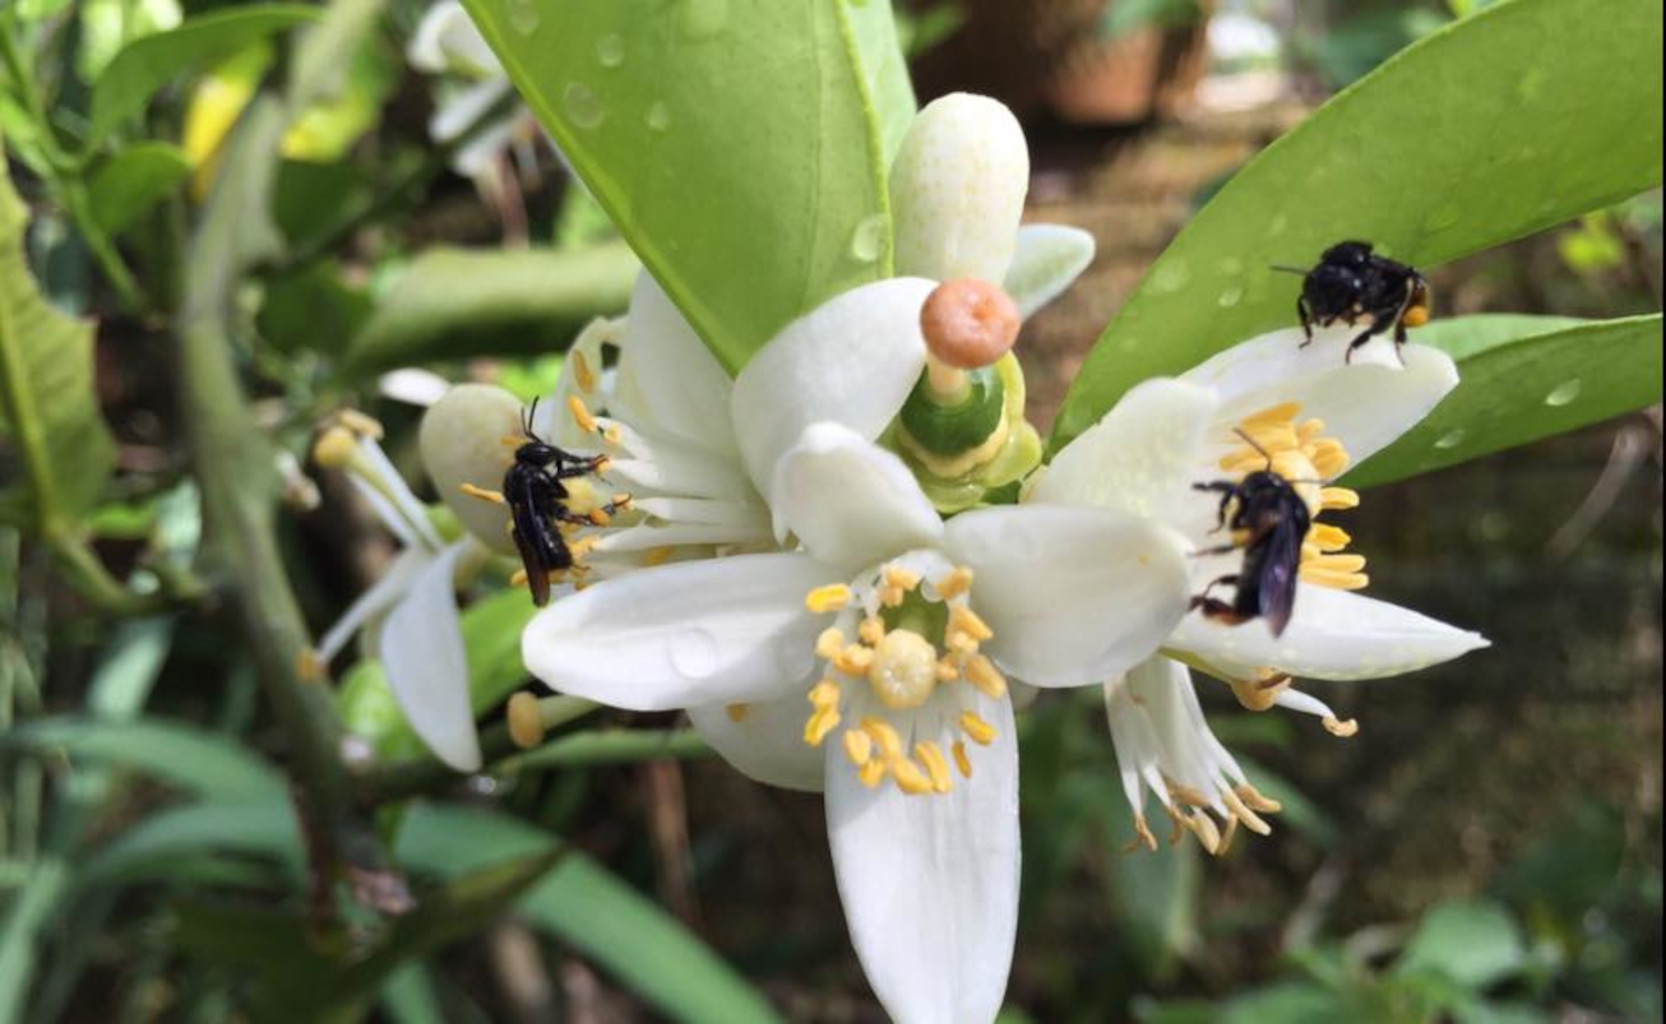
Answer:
1233 427 1274 470
523 397 540 439
1269 264 1307 275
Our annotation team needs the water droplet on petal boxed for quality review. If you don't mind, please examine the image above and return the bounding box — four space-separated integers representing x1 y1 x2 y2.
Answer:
679 0 728 40
850 214 887 263
506 0 539 34
1544 379 1581 407
646 101 673 133
670 629 721 680
1433 428 1466 450
562 81 604 130
595 34 625 67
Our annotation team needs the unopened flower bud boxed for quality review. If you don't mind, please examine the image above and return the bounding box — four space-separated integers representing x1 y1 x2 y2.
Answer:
420 383 525 554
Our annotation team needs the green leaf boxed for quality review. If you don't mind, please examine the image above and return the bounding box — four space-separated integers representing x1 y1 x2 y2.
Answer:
257 260 372 356
398 803 783 1024
1105 808 1199 974
87 142 191 236
79 801 303 886
342 243 639 377
1346 314 1663 488
1055 0 1665 447
1395 900 1528 989
0 717 285 801
461 0 905 373
86 4 321 145
0 152 117 527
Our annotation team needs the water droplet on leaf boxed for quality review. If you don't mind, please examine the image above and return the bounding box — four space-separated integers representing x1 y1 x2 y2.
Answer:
646 101 673 133
1217 285 1244 308
1150 260 1191 294
506 0 539 34
562 82 604 130
1433 428 1465 450
1544 379 1581 407
595 34 625 67
679 0 728 40
850 215 887 263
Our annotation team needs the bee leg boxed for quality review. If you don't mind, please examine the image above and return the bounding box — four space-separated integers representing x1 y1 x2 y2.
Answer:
1191 481 1237 532
553 454 609 479
1297 298 1315 346
1344 322 1386 364
1192 542 1240 558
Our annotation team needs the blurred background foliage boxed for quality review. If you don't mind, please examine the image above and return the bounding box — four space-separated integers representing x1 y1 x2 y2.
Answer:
0 0 1659 1021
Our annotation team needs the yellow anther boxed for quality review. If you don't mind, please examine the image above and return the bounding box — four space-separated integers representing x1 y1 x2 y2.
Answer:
297 649 326 682
915 742 953 793
804 707 841 746
933 567 974 600
1131 814 1159 852
805 583 853 614
501 434 526 447
603 425 622 445
1323 715 1360 738
725 703 750 723
611 493 632 508
1237 783 1282 814
1217 815 1241 856
567 394 598 434
878 585 906 608
1222 788 1273 836
891 757 934 795
935 658 961 682
946 630 980 656
952 740 973 778
1309 523 1352 552
1296 417 1327 443
1185 812 1222 855
859 758 888 788
858 616 886 646
588 509 611 526
568 535 599 561
593 454 612 474
833 644 875 676
572 349 598 393
509 569 529 588
643 546 676 567
963 654 1008 699
948 604 994 643
1320 486 1360 510
331 408 384 440
1305 553 1367 575
843 727 873 766
1301 566 1370 590
311 425 359 469
1229 672 1290 712
1168 782 1209 808
1240 401 1303 429
814 627 846 661
860 717 905 761
883 565 922 593
460 482 506 505
958 710 997 745
865 629 937 709
507 693 546 750
807 678 842 708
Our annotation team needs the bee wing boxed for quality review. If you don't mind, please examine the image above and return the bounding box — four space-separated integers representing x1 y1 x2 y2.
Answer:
506 468 555 608
1255 516 1305 638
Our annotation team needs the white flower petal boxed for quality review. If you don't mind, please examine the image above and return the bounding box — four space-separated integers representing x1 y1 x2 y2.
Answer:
687 695 824 793
1028 377 1219 536
381 543 480 772
419 382 522 554
451 116 516 180
430 77 514 143
771 423 944 572
1005 224 1095 317
378 367 452 407
315 547 429 664
1181 329 1459 471
945 506 1192 687
408 0 501 76
731 278 936 501
825 700 1019 1024
521 553 831 710
617 273 738 454
1171 585 1489 682
890 93 1029 283
352 437 446 553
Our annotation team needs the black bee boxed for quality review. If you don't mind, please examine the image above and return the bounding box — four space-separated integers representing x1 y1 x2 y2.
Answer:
503 400 620 607
1189 435 1312 638
1291 240 1431 363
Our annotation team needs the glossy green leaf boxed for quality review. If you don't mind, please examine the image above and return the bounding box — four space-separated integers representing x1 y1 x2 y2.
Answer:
1347 314 1663 488
87 142 191 235
0 153 116 526
342 243 639 377
398 803 784 1024
0 717 285 801
1055 0 1664 447
1396 901 1528 989
460 0 910 373
86 5 320 145
79 801 303 886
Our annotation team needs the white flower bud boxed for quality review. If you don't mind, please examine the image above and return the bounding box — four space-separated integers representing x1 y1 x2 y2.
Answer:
420 383 523 553
889 93 1029 284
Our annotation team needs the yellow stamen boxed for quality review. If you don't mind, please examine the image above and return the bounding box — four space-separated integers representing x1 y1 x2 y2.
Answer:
963 654 1008 699
643 546 675 567
804 708 841 746
567 395 598 434
1320 486 1360 510
725 703 750 723
1131 814 1159 852
833 644 875 676
572 349 598 393
500 435 525 447
460 482 506 505
1222 788 1272 835
805 583 852 614
858 758 888 788
334 408 384 440
915 742 953 793
1309 523 1352 551
843 728 873 766
858 616 886 646
807 678 841 708
509 569 528 588
959 710 997 745
891 757 934 795
883 566 922 593
1240 401 1303 429
814 628 846 661
1229 671 1289 712
1237 783 1282 814
1185 812 1222 855
1300 566 1370 590
507 693 546 749
861 717 905 761
1168 782 1209 808
952 740 973 778
1217 815 1241 856
311 426 360 470
948 604 994 643
935 658 961 682
1323 715 1360 738
933 567 974 600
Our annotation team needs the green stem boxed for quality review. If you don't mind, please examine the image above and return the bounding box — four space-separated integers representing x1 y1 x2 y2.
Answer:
504 729 711 771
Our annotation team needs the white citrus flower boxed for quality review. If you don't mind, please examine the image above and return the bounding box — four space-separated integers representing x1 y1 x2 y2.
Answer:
407 1 536 181
1030 329 1490 846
